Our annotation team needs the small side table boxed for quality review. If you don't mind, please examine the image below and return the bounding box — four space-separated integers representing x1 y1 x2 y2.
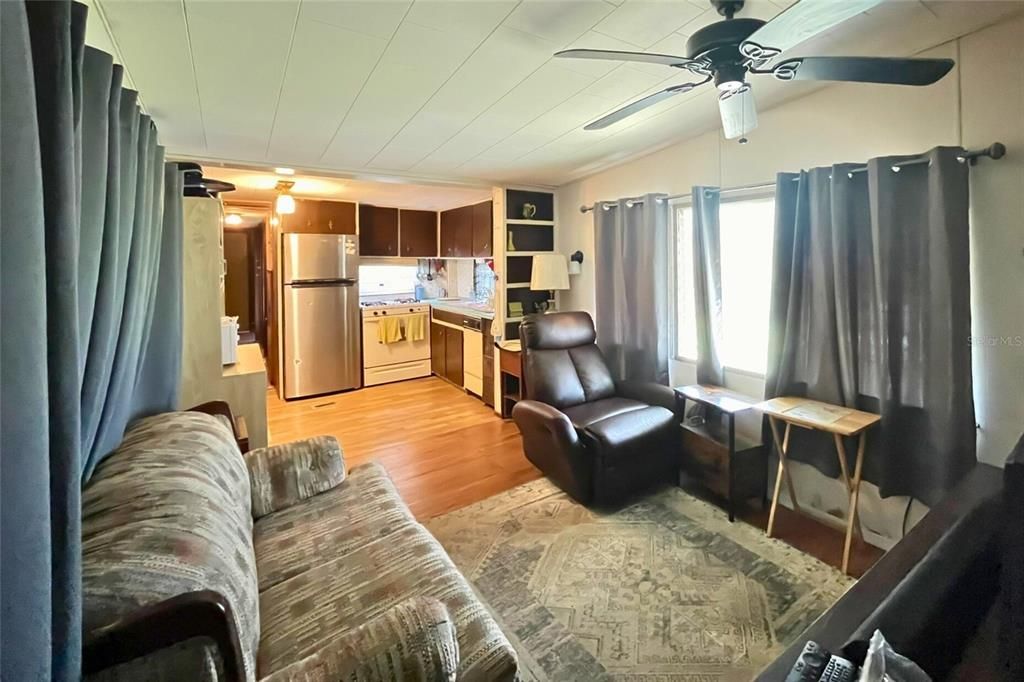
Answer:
674 384 766 522
756 396 881 574
497 340 523 418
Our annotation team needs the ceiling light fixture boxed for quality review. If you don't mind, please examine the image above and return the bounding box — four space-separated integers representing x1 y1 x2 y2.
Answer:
275 167 295 176
225 212 243 226
275 180 296 215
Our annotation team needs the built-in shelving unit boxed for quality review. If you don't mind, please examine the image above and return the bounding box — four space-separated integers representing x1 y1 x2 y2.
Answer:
499 189 556 341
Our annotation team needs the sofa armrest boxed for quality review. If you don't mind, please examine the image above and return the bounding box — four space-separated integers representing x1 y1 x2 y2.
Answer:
263 597 459 682
245 436 346 518
83 590 244 682
188 401 248 453
616 380 678 414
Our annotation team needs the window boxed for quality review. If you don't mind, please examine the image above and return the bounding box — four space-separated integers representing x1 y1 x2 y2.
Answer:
674 195 775 375
358 264 418 296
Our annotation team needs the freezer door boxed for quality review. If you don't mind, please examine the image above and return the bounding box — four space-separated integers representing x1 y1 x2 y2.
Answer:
284 282 361 398
282 233 358 283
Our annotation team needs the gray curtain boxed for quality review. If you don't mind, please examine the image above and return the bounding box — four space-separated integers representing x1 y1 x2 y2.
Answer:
1 2 182 678
595 193 671 384
692 186 725 386
766 147 975 505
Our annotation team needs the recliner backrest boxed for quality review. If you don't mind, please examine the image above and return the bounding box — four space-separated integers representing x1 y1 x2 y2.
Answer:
520 312 615 409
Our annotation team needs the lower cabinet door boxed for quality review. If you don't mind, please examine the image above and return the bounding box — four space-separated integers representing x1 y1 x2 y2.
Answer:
444 327 464 386
430 322 446 377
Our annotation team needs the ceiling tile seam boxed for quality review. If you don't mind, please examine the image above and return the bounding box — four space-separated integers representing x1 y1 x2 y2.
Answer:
363 1 527 168
315 0 416 164
403 5 628 171
93 0 145 112
453 60 668 172
179 0 209 151
263 0 303 159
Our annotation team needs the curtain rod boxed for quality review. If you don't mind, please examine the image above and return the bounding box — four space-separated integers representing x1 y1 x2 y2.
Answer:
578 142 1006 214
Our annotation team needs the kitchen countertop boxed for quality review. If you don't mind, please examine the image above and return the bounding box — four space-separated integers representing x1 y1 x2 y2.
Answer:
427 299 495 320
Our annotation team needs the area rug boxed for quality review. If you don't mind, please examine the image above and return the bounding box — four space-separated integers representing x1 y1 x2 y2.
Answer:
425 479 853 681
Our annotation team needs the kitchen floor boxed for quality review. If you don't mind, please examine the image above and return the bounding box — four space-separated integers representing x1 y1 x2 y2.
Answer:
266 376 541 519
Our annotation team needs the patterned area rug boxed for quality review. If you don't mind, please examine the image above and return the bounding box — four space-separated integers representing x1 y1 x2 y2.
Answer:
426 479 853 681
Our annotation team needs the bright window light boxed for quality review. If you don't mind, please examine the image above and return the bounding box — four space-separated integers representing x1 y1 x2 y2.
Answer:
358 264 418 296
673 195 775 375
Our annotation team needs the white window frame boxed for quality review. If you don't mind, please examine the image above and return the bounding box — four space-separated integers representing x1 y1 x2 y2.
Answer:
671 187 776 379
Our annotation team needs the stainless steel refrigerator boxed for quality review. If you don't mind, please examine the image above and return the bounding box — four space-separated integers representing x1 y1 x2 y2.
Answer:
282 233 361 398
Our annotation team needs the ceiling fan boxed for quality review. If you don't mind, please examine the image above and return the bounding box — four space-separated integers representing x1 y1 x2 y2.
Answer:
555 0 954 141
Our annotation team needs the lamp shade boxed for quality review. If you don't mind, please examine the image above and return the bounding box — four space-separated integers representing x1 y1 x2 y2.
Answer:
530 253 570 291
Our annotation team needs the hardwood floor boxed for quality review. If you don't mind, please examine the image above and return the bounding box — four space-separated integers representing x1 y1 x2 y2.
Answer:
266 375 883 577
267 376 541 519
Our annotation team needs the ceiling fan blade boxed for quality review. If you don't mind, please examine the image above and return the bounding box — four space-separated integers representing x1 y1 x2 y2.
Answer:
584 79 710 131
555 48 697 69
718 86 758 140
767 56 955 86
740 0 885 63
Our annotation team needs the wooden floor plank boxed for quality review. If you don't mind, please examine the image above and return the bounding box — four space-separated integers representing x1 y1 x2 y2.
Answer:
267 376 883 577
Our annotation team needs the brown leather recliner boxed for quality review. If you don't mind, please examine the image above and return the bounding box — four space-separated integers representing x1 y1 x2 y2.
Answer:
511 311 680 506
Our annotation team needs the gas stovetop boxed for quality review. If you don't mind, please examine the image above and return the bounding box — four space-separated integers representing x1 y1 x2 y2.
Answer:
360 299 430 317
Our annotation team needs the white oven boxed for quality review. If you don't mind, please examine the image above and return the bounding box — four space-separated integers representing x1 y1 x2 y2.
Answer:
361 303 432 386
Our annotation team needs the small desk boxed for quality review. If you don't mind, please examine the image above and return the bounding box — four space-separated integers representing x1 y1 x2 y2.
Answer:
674 385 765 522
756 396 881 574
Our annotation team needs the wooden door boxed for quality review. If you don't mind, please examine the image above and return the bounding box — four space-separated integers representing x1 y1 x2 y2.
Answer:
439 208 457 257
454 205 473 257
430 322 446 377
281 199 319 233
444 327 463 386
400 209 437 257
471 200 492 257
319 200 356 234
359 204 398 256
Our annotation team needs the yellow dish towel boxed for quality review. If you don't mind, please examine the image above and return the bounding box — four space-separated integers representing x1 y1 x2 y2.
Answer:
406 313 427 342
377 316 403 344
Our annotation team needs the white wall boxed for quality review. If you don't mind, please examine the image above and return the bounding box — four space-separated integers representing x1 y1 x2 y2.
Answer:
556 15 1023 546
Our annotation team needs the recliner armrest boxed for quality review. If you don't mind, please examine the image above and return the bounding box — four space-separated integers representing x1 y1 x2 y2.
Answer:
615 380 678 414
512 400 581 450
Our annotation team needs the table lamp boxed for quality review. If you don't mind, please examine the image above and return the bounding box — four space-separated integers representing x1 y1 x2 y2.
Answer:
529 253 569 313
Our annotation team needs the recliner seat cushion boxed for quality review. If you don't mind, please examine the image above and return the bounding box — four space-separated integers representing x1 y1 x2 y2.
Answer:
562 397 647 430
578 405 676 457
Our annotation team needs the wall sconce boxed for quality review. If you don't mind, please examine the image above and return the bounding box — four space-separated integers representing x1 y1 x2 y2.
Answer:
275 180 296 215
568 250 584 275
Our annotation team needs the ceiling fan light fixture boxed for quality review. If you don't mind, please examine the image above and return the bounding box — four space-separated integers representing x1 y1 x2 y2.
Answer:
717 80 744 92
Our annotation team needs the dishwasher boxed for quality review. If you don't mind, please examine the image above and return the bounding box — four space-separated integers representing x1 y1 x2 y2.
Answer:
461 317 484 397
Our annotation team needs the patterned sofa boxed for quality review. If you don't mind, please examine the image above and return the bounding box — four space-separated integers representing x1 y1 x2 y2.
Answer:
81 407 518 681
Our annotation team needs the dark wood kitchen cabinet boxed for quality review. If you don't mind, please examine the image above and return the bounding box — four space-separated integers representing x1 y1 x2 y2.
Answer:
439 205 472 257
471 200 493 257
281 199 355 234
430 321 464 387
399 209 438 257
359 204 398 256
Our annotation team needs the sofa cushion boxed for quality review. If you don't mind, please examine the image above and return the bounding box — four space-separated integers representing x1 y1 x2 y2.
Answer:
578 405 676 456
257 523 517 682
82 412 260 681
253 461 415 592
562 397 648 430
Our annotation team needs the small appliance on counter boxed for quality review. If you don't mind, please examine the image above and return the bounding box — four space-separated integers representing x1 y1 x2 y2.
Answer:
220 315 239 365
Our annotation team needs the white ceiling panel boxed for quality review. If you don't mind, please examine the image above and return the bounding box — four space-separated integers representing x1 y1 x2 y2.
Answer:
184 0 299 158
91 0 1022 186
367 26 559 169
502 0 618 45
593 0 703 49
299 0 412 39
266 18 386 162
98 1 203 150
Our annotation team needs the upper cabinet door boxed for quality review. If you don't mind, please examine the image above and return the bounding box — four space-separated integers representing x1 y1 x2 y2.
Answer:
399 209 438 257
319 201 356 234
471 200 493 257
359 205 398 257
439 207 459 257
281 199 319 233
